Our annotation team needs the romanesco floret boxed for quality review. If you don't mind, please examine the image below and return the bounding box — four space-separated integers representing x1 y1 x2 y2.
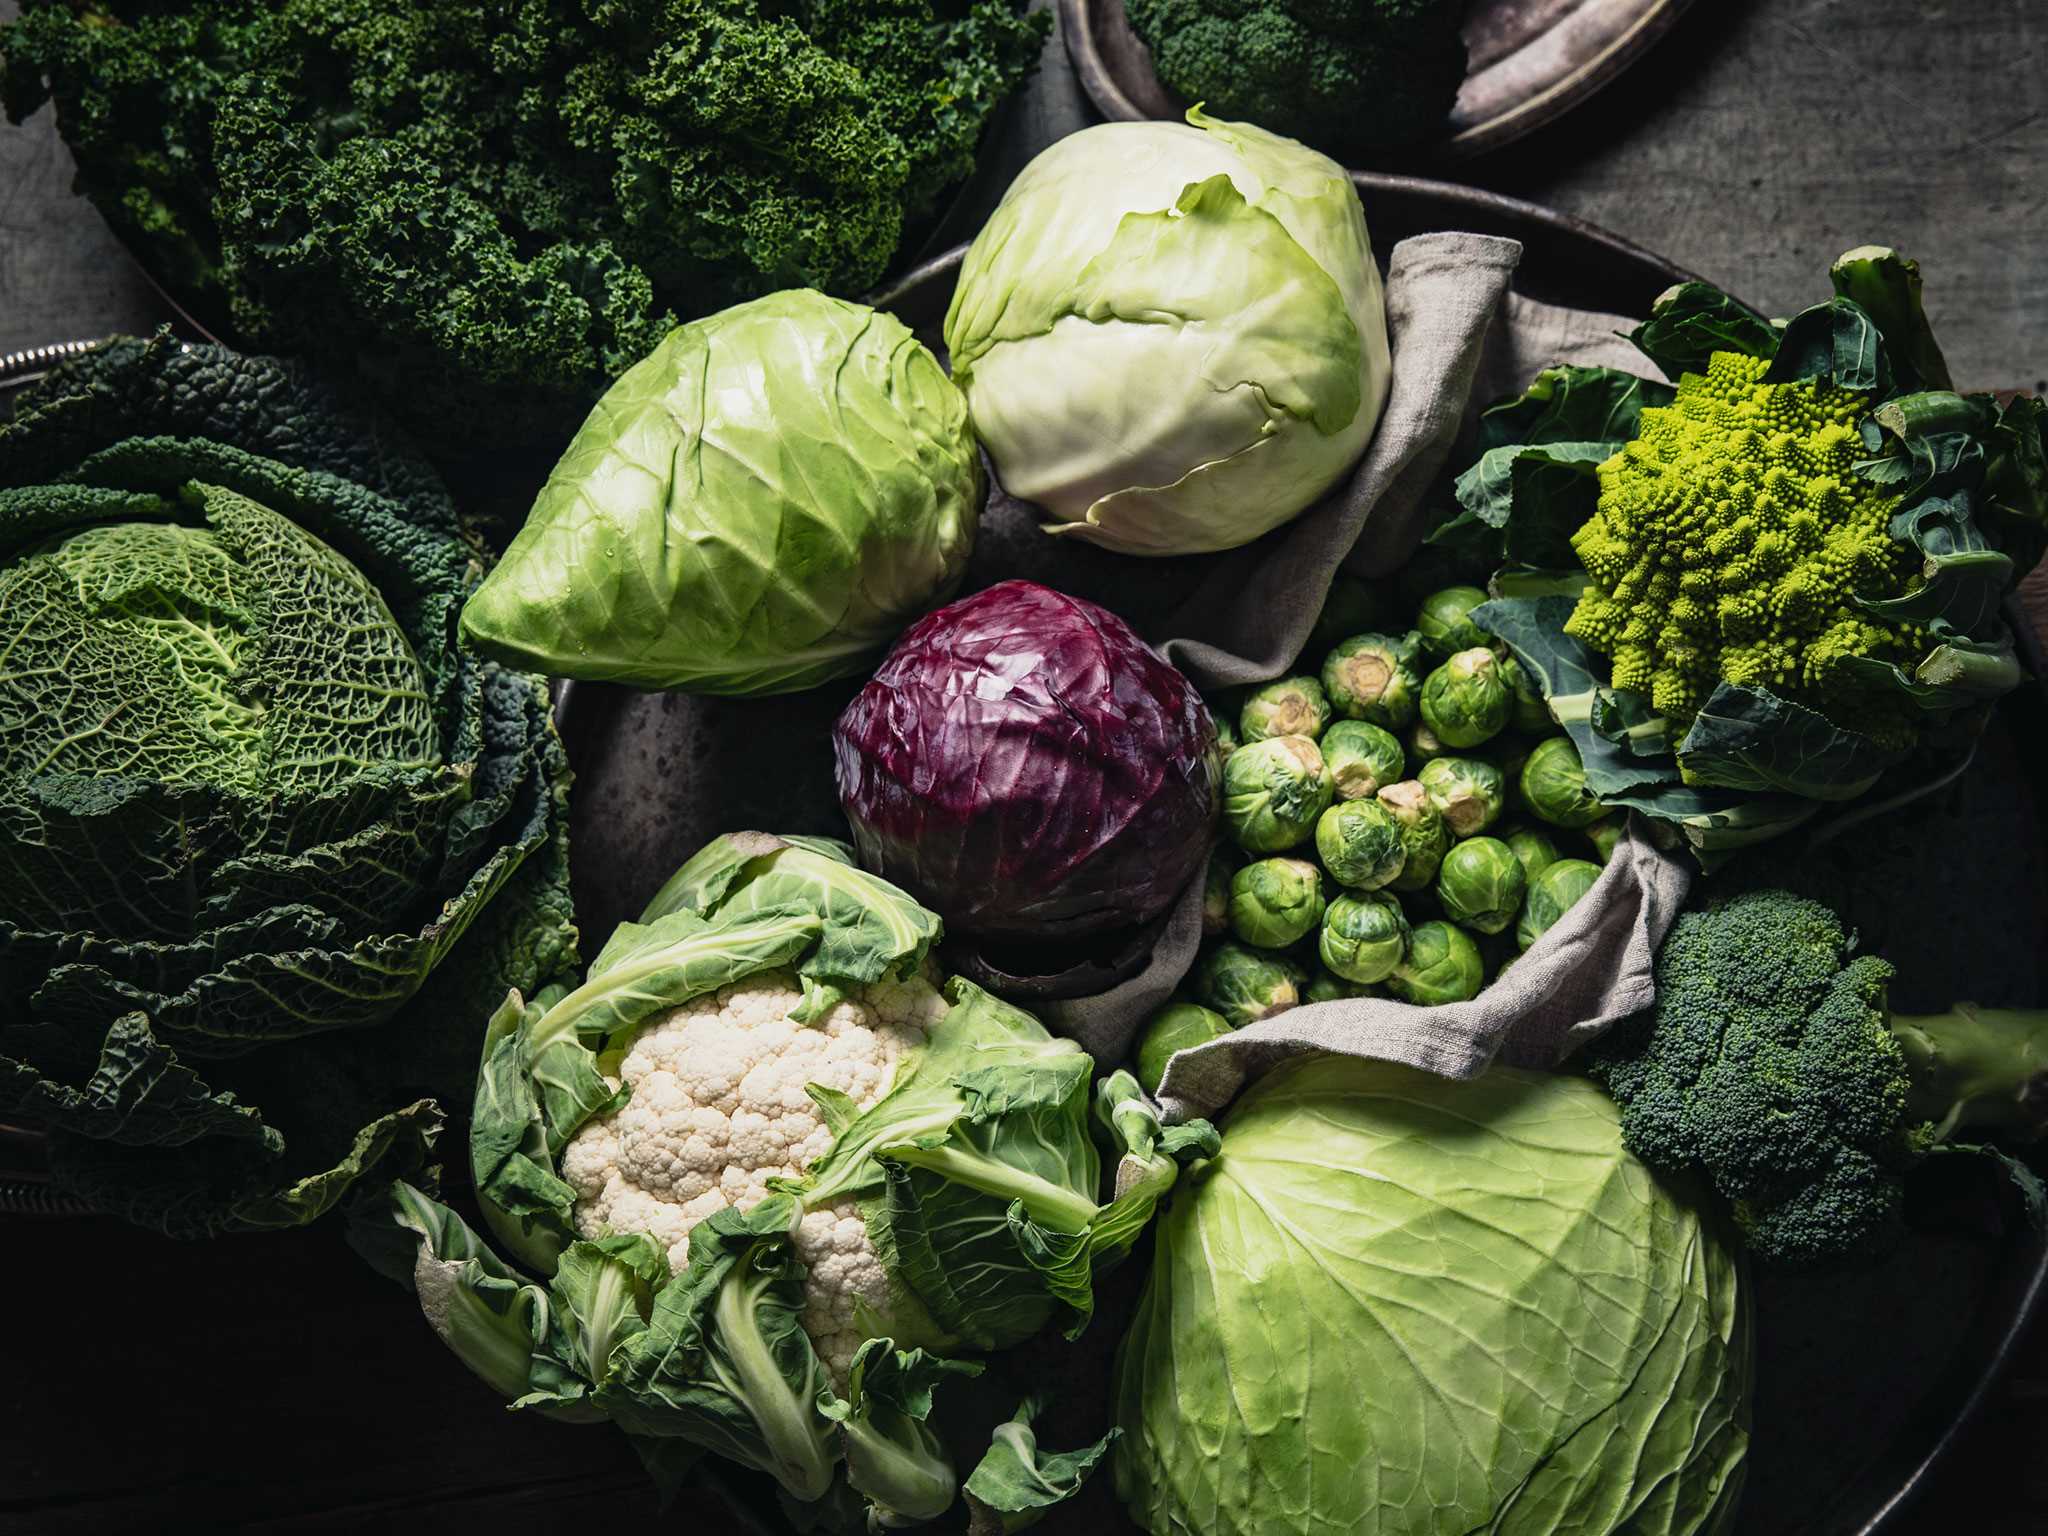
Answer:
560 966 947 1380
1563 351 1929 736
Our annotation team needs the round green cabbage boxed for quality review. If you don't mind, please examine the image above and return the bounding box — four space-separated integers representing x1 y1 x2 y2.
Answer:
943 110 1391 556
461 289 982 693
1115 1056 1751 1536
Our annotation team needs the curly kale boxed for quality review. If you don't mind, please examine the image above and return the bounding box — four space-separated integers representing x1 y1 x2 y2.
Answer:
1583 888 2048 1265
1123 0 1466 160
0 0 1047 443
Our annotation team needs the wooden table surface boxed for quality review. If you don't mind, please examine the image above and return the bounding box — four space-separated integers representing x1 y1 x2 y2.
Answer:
2 0 2045 1530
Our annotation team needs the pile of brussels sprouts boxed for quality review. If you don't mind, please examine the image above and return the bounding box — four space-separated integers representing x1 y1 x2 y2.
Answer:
1136 584 1619 1090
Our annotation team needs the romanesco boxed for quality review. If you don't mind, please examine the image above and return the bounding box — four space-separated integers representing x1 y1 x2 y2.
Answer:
1563 351 1929 736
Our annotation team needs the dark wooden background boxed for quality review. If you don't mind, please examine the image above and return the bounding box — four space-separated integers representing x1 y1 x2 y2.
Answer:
3 0 2046 1530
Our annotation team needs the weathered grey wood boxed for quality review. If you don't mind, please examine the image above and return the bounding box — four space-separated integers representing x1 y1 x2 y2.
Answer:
1467 0 2048 394
0 1 166 352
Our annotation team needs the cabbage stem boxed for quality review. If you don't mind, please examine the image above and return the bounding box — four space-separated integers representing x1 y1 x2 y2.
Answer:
882 1143 1100 1234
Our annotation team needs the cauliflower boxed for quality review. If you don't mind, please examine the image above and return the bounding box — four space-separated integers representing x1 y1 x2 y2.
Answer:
561 966 947 1379
1563 350 1927 736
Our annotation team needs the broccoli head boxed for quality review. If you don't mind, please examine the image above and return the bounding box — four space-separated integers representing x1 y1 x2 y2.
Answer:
1123 0 1466 161
0 0 1048 447
1563 352 1933 737
1584 888 2048 1265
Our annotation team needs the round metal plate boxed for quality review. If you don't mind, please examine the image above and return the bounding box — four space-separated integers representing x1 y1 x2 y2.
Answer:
1062 0 1700 159
6 193 2045 1529
566 209 2048 1534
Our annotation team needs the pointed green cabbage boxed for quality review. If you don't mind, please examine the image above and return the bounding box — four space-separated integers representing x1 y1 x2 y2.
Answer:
461 290 982 694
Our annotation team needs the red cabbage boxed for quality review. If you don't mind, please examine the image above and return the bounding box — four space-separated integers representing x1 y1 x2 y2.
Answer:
832 580 1221 941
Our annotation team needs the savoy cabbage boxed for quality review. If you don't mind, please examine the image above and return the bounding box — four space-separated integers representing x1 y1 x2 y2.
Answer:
0 335 580 1236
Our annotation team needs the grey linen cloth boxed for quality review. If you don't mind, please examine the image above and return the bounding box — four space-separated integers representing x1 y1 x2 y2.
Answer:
1037 239 1694 1113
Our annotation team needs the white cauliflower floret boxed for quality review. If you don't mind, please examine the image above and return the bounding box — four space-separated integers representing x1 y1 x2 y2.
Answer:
564 966 945 1379
791 1200 897 1381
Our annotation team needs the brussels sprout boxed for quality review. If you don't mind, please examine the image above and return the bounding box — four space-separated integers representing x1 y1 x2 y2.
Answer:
1309 574 1391 658
1414 586 1489 659
1434 836 1527 935
1222 736 1335 853
1196 942 1308 1028
1322 631 1423 729
1135 1002 1235 1092
1521 736 1607 829
1212 710 1240 756
1486 738 1533 818
1319 719 1405 801
1318 892 1410 985
1305 968 1379 1003
1387 920 1487 1006
1585 814 1626 864
1229 858 1327 948
1501 823 1564 885
1419 648 1510 749
1516 858 1603 952
1376 779 1451 892
1202 844 1242 938
1240 676 1330 744
1314 800 1406 891
1410 717 1456 770
1498 651 1552 734
1417 756 1507 839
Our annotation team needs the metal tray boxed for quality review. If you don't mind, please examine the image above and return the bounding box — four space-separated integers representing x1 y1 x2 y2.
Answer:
5 178 2045 1530
1062 0 1701 160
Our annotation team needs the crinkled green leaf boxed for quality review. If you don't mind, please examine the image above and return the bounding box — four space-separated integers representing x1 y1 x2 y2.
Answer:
543 908 822 1044
1627 281 1780 378
640 832 941 991
599 1197 839 1505
818 1338 981 1525
1764 296 1887 392
524 1232 670 1410
966 1396 1119 1535
0 335 461 529
43 1088 442 1240
0 1010 273 1149
1828 247 1952 392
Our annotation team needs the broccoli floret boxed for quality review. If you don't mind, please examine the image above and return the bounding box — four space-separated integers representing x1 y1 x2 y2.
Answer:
0 0 1047 445
1562 352 1938 737
1584 888 2048 1265
1123 0 1466 160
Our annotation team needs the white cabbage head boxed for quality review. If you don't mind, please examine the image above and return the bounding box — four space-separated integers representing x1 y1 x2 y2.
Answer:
942 109 1392 556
